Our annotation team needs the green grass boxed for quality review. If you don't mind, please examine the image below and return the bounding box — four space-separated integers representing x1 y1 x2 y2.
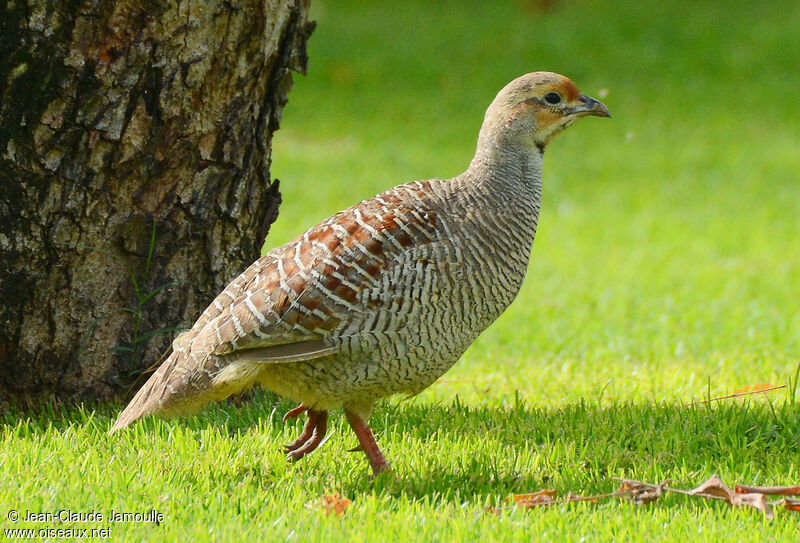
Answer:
2 398 799 540
3 0 800 540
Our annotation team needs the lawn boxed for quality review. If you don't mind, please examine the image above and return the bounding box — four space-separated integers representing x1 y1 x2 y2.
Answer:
3 0 800 540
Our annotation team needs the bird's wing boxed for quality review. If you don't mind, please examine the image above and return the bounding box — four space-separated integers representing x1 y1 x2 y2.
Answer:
185 179 444 364
226 339 337 363
109 181 446 430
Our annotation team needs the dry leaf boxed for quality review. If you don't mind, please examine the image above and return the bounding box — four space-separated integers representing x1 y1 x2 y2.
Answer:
511 489 557 508
731 493 774 520
321 492 351 517
734 484 800 496
511 488 627 509
509 476 790 519
620 481 666 505
689 474 734 501
690 474 773 519
783 498 800 512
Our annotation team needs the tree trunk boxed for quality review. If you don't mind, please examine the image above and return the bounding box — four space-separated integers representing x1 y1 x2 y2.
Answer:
0 0 314 403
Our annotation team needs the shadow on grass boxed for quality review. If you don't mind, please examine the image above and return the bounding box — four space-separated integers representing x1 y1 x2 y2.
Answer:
3 390 798 501
373 398 798 499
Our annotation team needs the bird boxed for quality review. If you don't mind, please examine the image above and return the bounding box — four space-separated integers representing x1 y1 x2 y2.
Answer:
110 71 610 475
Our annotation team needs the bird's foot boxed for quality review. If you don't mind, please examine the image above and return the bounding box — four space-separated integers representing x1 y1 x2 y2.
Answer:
282 403 308 423
344 409 391 476
283 409 328 462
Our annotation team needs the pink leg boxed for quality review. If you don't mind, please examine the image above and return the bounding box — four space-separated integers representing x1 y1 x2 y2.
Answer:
344 409 391 475
285 410 328 461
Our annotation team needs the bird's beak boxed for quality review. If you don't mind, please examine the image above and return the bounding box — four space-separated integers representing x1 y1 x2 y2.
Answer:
571 93 611 119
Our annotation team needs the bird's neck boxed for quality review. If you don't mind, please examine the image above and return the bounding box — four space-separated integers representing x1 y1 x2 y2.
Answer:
448 134 544 261
464 136 544 199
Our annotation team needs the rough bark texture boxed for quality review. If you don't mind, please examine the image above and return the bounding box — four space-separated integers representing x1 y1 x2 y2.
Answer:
0 0 314 402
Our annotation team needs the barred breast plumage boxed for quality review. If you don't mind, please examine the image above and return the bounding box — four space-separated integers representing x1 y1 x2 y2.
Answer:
110 71 610 475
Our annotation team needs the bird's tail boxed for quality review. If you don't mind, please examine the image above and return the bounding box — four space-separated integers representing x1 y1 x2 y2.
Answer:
109 348 213 433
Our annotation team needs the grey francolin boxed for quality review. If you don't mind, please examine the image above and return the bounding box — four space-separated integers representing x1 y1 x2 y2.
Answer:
110 72 610 475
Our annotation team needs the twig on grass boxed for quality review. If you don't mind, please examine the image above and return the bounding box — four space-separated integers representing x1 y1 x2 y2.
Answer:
734 484 800 496
687 384 785 406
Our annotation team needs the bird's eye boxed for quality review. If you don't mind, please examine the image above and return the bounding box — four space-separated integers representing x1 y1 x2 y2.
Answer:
544 92 562 105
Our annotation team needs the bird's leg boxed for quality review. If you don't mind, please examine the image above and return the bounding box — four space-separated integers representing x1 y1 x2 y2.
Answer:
285 410 328 461
344 409 391 475
282 403 308 423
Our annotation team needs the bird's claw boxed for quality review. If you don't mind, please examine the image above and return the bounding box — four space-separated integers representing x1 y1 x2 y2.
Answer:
282 403 308 423
282 409 328 462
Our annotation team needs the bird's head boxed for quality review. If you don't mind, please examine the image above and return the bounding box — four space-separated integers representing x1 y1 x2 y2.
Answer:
480 71 610 152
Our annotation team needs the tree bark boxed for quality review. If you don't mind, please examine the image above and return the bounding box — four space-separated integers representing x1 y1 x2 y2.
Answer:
0 0 314 403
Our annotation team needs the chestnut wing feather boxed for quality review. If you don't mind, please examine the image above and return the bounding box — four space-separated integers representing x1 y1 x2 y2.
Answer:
190 181 441 363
